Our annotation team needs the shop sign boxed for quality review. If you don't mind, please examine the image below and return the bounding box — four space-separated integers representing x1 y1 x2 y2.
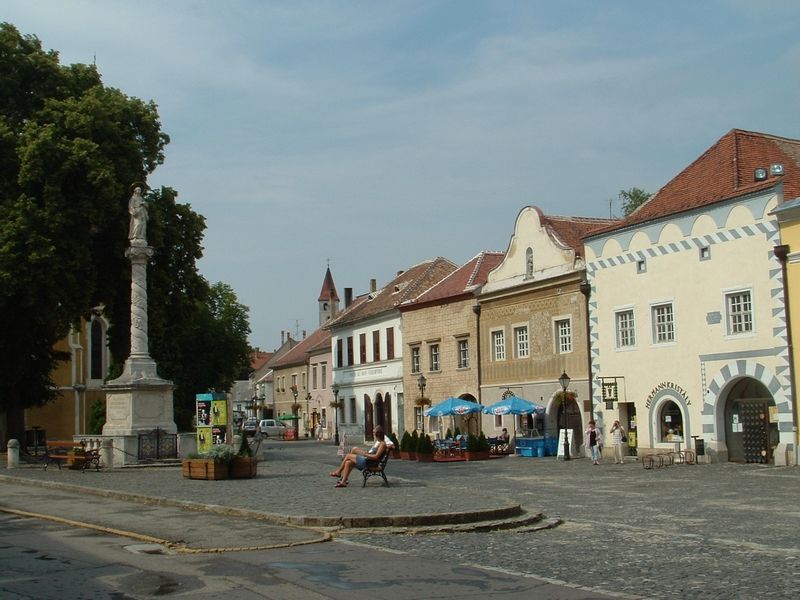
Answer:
645 382 690 408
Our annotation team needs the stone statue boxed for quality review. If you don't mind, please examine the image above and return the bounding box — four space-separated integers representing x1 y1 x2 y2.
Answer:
128 187 148 244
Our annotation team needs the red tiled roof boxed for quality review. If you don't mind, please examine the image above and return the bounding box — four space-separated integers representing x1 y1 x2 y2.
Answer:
588 129 800 237
540 213 617 256
250 351 272 371
269 328 331 369
400 251 505 309
327 258 458 327
318 267 339 301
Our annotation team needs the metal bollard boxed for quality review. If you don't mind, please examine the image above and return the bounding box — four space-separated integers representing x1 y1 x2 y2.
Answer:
7 439 19 469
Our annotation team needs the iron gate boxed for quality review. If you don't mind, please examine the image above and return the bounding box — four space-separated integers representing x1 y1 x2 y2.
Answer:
138 428 177 460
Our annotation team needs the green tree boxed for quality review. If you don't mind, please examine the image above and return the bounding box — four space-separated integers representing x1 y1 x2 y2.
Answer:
618 187 652 217
0 23 168 442
0 24 252 438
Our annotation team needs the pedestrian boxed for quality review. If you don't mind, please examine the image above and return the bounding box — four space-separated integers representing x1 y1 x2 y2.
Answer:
585 420 601 465
610 419 626 464
329 426 387 487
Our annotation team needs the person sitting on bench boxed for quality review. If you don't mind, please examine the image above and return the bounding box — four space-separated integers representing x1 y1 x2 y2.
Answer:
329 426 387 487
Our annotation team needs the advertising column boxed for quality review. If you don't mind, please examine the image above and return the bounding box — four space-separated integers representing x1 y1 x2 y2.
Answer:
196 392 228 453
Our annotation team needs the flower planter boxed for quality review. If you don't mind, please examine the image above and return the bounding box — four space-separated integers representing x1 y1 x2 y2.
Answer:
390 448 401 459
229 456 258 479
416 453 434 462
182 458 230 480
464 451 491 462
399 451 416 460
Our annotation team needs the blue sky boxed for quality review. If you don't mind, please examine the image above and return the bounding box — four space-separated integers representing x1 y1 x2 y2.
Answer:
6 1 800 349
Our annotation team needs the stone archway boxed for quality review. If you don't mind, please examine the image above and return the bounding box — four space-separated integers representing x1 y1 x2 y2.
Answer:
724 378 777 464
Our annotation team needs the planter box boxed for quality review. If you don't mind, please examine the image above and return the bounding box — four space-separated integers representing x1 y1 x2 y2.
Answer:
399 451 416 460
464 451 491 461
182 458 230 480
416 453 434 462
230 456 258 478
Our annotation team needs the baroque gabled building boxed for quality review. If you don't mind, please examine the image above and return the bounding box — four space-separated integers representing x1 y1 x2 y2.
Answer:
584 129 799 465
477 207 614 453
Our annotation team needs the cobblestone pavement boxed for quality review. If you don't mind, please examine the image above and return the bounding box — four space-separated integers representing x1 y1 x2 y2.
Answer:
5 441 800 599
357 456 800 600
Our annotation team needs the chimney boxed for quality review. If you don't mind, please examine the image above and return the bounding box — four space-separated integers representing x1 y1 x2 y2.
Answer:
370 278 377 293
345 287 353 308
397 270 404 276
302 330 306 339
281 330 285 344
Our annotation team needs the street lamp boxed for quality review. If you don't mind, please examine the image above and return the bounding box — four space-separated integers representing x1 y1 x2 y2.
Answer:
559 371 571 460
331 383 340 446
417 374 427 434
305 392 311 438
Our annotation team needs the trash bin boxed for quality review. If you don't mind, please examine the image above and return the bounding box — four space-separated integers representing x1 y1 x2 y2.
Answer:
536 446 545 457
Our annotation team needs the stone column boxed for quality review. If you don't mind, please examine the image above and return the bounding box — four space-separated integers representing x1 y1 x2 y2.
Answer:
7 439 19 469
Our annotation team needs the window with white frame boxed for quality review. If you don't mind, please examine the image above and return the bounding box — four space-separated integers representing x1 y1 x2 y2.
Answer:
457 339 469 369
429 344 440 371
726 290 753 335
349 397 357 424
411 346 421 373
651 303 675 343
312 365 318 390
514 326 529 358
414 406 423 431
321 363 327 388
615 309 636 348
555 318 572 353
492 329 505 361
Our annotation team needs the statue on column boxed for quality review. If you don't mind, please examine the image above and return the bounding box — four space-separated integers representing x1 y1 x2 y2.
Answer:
128 186 148 245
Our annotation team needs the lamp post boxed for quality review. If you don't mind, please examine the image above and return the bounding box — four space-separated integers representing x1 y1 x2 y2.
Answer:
417 374 427 434
305 392 311 438
559 370 571 461
291 384 299 435
331 383 340 446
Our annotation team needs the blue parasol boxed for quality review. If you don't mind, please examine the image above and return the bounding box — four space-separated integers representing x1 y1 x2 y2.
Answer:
424 397 482 417
482 395 545 416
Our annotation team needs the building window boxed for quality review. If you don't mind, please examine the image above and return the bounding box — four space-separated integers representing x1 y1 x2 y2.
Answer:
312 365 318 390
555 319 572 353
347 336 354 366
458 339 469 369
492 329 505 361
291 374 298 388
321 363 327 389
372 330 380 362
514 326 529 358
699 246 711 261
386 327 395 359
525 247 534 278
615 309 636 348
430 344 440 371
301 372 307 390
659 400 683 442
726 291 753 335
336 338 343 368
414 406 423 431
90 319 104 380
411 346 421 373
636 258 647 273
359 333 367 364
349 397 357 424
651 303 675 343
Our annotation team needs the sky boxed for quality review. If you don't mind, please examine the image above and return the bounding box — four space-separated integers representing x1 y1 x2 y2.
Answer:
6 1 800 350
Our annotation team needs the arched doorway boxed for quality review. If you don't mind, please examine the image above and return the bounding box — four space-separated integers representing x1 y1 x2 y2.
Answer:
363 394 374 441
724 378 777 464
556 398 582 452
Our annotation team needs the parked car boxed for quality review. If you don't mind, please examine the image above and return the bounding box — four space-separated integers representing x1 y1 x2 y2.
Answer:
242 418 259 436
258 419 287 437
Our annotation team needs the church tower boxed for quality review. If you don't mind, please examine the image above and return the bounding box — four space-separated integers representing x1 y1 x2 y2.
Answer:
318 266 340 326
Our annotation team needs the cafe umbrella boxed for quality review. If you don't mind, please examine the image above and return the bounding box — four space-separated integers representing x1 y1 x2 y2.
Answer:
425 397 483 439
482 394 546 451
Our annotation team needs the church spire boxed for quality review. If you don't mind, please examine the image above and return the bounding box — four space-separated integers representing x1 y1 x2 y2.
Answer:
318 266 339 326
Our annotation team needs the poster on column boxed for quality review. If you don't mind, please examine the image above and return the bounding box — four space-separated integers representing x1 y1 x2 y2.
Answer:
196 392 228 450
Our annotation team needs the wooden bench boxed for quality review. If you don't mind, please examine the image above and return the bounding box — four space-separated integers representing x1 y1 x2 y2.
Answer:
362 452 390 487
44 441 101 472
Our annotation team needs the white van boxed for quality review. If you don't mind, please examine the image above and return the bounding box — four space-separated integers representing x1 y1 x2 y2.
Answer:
258 419 287 437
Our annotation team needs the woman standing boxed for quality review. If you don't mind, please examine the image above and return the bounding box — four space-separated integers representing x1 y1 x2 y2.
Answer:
610 420 627 464
585 420 601 465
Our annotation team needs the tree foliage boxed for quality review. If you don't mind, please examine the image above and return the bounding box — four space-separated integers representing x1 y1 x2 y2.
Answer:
0 23 251 438
618 187 652 217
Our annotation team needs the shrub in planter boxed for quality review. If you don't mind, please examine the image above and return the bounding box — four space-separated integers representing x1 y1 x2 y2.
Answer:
464 433 490 461
416 434 434 461
230 434 258 478
183 444 235 479
399 430 416 460
388 431 401 457
445 428 453 440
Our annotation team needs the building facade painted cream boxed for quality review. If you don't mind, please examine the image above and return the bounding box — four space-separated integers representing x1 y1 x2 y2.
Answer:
586 188 795 464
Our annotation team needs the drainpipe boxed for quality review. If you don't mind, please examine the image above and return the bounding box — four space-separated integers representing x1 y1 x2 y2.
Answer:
774 244 799 462
579 279 593 424
473 304 482 404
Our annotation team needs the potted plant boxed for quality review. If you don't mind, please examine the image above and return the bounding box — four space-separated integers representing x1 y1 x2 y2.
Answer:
230 432 258 478
464 433 491 461
388 431 401 458
399 430 416 460
445 428 453 440
182 444 235 479
416 433 434 462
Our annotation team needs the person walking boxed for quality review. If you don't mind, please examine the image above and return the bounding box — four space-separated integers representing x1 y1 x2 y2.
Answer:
585 420 601 465
610 419 627 464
